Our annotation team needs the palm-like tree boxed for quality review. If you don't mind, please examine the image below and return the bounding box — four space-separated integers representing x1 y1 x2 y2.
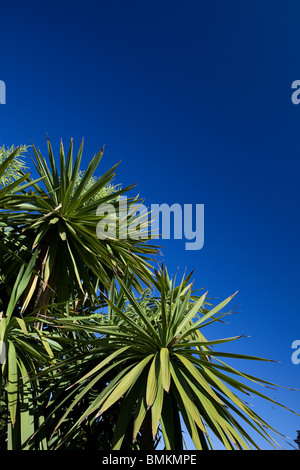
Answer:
0 142 299 451
0 141 158 449
0 266 59 450
38 268 296 450
0 146 44 313
1 138 158 321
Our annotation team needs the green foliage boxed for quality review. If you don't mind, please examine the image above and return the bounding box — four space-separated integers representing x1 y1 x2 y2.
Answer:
35 268 297 450
0 140 298 451
0 145 28 187
1 138 158 314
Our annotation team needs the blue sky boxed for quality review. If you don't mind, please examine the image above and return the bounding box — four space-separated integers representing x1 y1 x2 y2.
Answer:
1 0 300 449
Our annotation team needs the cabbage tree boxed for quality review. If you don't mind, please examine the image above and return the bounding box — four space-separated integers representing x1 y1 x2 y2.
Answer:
39 268 297 450
1 139 158 322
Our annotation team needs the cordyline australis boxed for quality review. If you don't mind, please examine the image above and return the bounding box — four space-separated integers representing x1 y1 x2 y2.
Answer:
0 140 299 451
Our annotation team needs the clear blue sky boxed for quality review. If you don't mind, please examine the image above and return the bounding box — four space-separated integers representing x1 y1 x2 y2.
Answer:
1 0 300 450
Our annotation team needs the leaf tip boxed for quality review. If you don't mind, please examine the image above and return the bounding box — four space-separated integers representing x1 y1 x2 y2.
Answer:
230 291 239 299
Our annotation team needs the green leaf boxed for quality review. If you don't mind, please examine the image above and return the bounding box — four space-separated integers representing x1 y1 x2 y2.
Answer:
151 371 164 438
132 395 147 443
112 371 148 450
7 341 18 427
160 348 171 393
179 292 237 341
174 353 224 405
68 345 131 387
146 353 159 408
173 291 207 337
170 362 207 435
97 355 154 416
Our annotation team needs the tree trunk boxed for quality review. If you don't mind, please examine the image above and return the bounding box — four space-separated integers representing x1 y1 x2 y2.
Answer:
140 410 154 450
